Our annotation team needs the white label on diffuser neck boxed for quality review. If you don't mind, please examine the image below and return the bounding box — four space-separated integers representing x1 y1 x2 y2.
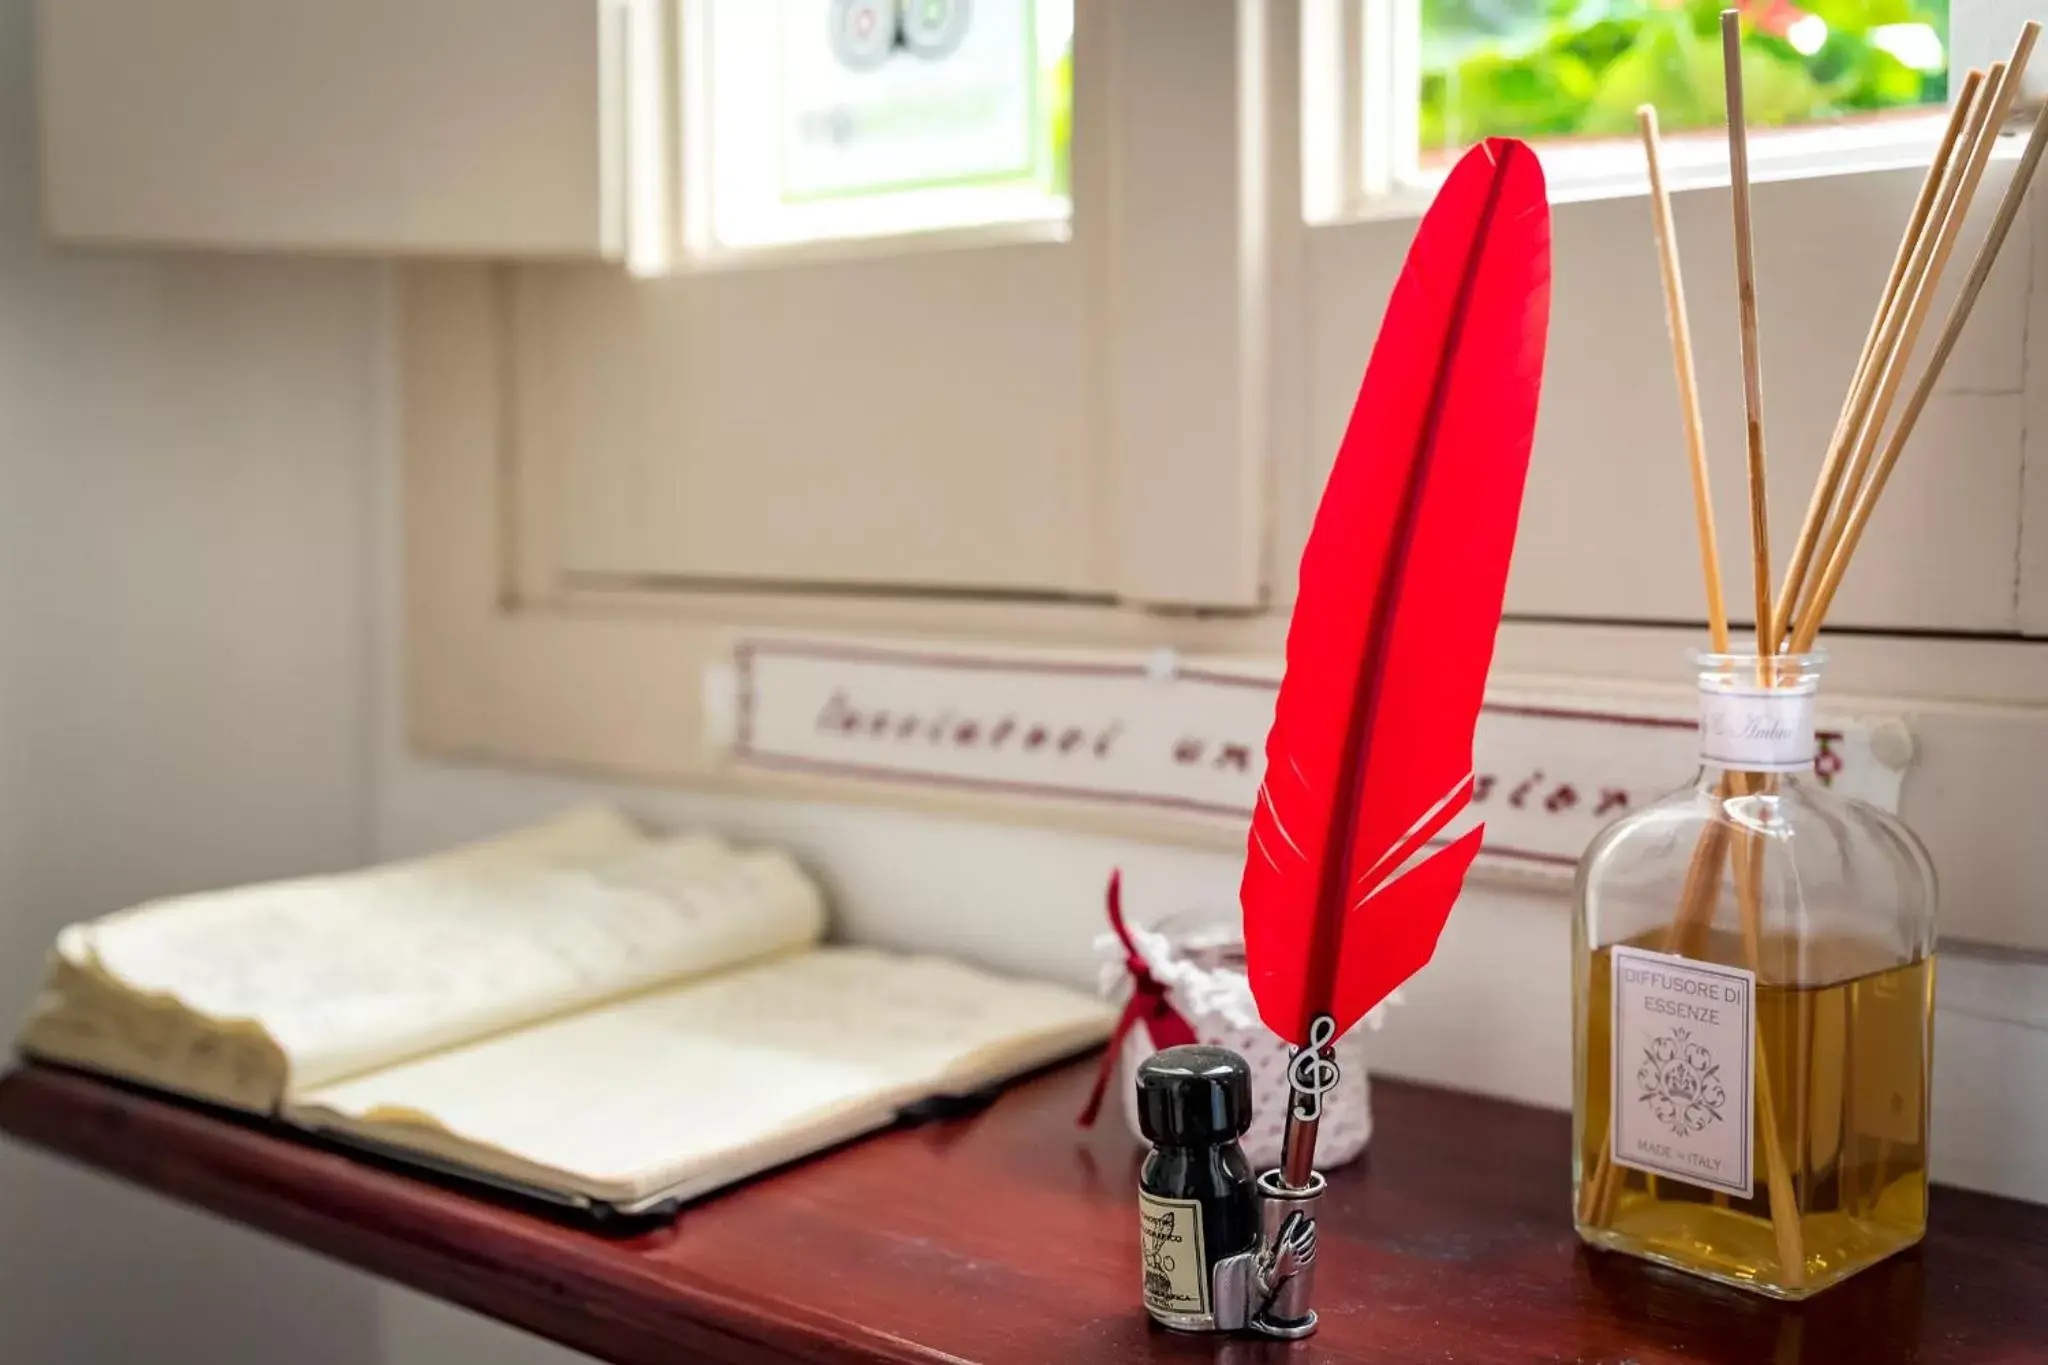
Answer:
1698 686 1816 772
1609 945 1755 1200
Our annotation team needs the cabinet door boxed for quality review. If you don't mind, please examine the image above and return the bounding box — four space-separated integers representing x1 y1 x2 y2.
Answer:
522 249 1101 595
38 0 624 258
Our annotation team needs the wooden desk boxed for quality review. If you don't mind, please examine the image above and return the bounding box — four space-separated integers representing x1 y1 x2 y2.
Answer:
2 1060 2043 1365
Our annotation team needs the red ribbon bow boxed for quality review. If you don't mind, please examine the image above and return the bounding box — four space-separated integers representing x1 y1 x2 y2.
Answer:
1076 870 1198 1127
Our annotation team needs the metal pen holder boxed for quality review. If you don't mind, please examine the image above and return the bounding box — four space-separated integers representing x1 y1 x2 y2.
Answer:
1206 1170 1326 1337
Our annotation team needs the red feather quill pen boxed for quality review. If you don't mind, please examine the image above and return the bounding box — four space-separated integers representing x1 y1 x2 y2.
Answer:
1243 139 1551 1184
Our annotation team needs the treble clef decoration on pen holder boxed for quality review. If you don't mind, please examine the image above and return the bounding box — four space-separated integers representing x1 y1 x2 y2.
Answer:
1286 1015 1340 1123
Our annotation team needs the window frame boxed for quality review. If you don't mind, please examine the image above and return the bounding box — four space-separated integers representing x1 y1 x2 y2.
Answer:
1303 0 1977 225
662 0 1080 270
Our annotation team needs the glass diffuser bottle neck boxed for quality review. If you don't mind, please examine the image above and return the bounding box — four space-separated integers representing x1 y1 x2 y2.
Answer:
1693 650 1824 777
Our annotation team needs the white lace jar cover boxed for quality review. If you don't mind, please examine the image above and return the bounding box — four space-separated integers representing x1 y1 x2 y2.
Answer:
1098 909 1377 1171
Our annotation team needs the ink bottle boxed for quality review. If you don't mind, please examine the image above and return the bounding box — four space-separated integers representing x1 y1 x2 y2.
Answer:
1136 1045 1259 1331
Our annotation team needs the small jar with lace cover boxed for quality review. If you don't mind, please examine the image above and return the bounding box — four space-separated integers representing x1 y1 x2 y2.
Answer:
1099 909 1375 1172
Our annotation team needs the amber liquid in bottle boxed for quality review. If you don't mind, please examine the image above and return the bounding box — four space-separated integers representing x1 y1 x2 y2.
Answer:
1576 929 1934 1299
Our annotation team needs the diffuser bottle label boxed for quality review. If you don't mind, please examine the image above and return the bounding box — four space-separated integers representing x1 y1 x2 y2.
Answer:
1138 1191 1210 1319
1697 686 1816 772
1609 945 1755 1199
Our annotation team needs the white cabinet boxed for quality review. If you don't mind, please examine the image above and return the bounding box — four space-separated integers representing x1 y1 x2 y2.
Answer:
37 0 632 258
494 0 1277 609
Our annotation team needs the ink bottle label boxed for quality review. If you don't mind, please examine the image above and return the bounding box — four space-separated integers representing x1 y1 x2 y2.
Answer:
1138 1191 1210 1319
1609 945 1755 1199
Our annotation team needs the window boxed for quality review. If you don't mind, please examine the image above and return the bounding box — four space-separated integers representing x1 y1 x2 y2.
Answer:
1306 0 1957 214
1421 0 1948 156
689 0 1074 251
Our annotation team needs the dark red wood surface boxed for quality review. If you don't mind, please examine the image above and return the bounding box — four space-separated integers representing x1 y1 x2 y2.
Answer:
3 1060 2045 1365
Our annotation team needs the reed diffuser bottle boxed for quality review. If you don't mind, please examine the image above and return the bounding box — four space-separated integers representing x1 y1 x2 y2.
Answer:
1581 0 2048 1306
1572 651 1936 1299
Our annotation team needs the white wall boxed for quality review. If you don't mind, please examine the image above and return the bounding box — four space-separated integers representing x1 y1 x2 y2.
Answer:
0 2 383 1360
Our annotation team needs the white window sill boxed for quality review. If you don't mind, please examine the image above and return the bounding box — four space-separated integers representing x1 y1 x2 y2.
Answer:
655 214 1071 277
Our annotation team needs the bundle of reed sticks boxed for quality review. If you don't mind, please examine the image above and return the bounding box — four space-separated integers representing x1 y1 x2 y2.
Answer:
1578 12 2048 1286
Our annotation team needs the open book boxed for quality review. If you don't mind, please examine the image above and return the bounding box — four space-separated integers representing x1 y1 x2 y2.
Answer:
16 809 1111 1214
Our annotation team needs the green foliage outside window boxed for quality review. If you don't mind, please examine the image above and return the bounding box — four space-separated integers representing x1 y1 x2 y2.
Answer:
1047 46 1073 196
1421 0 1949 152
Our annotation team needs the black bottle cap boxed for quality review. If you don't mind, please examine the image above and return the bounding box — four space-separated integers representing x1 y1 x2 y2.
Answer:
1135 1045 1253 1146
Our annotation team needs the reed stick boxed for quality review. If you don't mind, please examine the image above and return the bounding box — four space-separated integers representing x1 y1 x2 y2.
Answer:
1577 823 1730 1224
1790 32 2035 636
1580 29 1786 1243
1581 113 1740 1231
1769 71 1983 644
1723 11 1775 662
1728 824 1803 1283
1638 105 1730 655
1583 17 1809 1280
1793 90 2048 651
